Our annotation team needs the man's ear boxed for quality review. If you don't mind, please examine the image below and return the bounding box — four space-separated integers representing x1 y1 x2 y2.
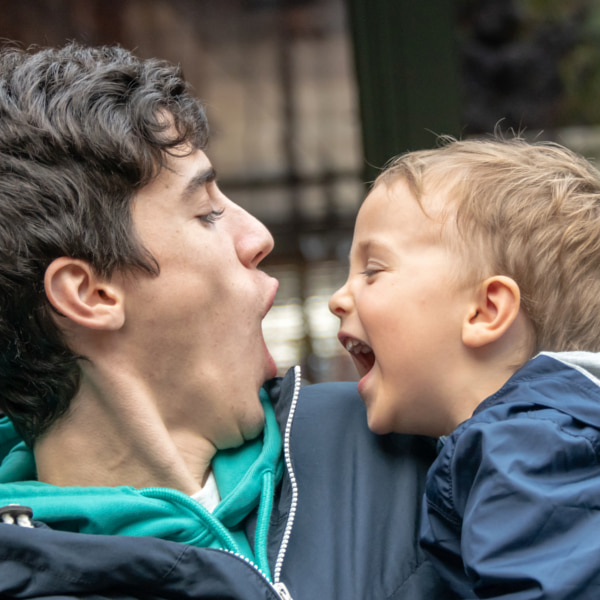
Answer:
44 257 125 330
462 276 521 348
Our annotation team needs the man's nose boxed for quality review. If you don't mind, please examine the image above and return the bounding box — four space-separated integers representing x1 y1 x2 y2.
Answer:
235 205 275 268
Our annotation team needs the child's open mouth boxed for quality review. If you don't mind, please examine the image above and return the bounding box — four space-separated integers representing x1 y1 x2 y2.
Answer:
341 336 375 378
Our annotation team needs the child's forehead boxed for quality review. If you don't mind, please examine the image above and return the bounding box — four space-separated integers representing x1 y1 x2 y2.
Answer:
355 179 451 245
368 175 479 261
375 175 457 221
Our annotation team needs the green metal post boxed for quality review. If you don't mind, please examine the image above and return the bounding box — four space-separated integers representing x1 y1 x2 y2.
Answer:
346 0 462 183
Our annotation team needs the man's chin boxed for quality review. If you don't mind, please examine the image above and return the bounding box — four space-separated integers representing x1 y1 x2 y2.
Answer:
224 416 266 450
245 419 266 443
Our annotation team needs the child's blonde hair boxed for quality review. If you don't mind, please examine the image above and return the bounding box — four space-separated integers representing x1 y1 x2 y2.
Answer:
376 136 600 354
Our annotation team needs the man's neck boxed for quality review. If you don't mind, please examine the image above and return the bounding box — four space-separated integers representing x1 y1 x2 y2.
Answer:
33 375 215 495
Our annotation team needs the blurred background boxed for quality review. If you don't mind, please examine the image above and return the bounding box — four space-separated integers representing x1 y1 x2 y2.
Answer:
2 0 600 382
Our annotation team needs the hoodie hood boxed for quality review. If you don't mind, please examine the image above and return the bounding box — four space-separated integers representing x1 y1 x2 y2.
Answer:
0 387 282 577
474 351 600 430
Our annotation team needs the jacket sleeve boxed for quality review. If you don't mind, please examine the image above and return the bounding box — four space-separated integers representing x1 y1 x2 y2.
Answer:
421 410 600 599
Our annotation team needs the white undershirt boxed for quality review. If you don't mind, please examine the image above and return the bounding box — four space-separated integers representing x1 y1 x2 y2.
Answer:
190 470 221 513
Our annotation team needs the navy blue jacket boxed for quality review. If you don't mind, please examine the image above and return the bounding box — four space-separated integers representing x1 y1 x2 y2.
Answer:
422 352 600 599
0 368 452 599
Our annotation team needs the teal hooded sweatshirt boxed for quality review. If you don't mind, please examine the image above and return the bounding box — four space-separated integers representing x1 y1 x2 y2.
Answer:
0 388 283 580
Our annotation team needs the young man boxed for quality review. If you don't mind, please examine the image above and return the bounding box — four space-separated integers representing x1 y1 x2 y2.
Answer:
329 136 600 598
0 43 451 599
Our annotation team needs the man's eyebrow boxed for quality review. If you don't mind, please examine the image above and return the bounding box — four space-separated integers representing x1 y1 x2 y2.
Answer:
180 167 217 202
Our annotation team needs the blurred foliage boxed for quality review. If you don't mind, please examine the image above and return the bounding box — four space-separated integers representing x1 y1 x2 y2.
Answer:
548 0 600 125
457 0 600 133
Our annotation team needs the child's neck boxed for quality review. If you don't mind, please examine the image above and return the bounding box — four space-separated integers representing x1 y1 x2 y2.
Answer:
450 317 533 433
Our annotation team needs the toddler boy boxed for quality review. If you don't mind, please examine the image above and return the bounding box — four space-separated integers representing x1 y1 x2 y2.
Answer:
329 136 600 599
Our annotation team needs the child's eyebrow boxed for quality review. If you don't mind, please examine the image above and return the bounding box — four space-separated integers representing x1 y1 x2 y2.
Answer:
354 239 385 257
347 240 374 264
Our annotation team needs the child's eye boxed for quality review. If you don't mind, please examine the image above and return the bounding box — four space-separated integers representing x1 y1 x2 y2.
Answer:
197 208 225 224
361 268 380 278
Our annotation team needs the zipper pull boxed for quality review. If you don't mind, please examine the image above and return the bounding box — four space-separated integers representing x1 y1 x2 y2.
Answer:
274 581 293 600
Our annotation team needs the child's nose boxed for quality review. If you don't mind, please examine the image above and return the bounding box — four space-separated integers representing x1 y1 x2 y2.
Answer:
329 283 351 318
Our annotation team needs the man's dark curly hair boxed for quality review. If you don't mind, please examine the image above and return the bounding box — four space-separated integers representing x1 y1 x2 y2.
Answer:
0 43 209 446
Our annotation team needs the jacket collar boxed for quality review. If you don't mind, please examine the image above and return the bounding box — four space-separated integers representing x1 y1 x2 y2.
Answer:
0 388 283 577
475 351 600 429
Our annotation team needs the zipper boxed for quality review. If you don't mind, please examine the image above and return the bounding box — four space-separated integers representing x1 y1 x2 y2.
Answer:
274 581 294 599
221 549 293 599
272 365 302 584
216 367 301 600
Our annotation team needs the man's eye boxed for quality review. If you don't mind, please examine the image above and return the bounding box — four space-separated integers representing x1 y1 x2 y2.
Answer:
197 209 225 224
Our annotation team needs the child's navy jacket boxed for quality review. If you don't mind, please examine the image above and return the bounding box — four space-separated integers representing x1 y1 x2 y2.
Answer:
422 351 600 599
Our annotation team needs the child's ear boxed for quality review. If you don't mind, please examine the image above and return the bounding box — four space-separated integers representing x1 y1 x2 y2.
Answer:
44 257 125 331
462 276 521 348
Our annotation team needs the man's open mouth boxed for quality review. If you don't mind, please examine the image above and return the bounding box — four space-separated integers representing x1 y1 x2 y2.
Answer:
341 336 375 378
